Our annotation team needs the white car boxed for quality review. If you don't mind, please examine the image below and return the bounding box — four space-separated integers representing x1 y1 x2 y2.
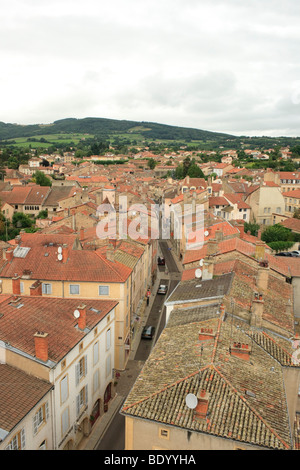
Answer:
157 284 168 294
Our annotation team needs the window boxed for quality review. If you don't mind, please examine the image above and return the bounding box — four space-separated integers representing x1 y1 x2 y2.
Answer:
93 342 99 365
76 385 88 417
60 376 68 404
20 281 24 294
159 428 170 440
99 286 109 296
106 329 111 351
42 283 52 295
106 354 111 377
75 356 88 385
6 429 26 450
33 402 49 436
69 284 80 295
93 369 100 394
61 408 69 436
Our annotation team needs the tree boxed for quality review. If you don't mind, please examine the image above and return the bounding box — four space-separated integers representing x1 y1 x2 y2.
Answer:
12 212 34 229
261 224 291 243
32 170 52 187
244 221 260 237
187 163 205 178
147 158 157 170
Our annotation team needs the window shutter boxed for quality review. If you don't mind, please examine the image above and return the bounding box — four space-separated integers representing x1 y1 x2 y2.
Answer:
20 429 26 450
61 376 68 403
45 401 49 421
85 384 88 406
76 395 80 417
84 355 88 376
75 363 80 386
33 413 38 436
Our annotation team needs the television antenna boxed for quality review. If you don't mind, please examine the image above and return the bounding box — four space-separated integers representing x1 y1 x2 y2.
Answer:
73 309 80 319
185 393 198 410
195 269 202 279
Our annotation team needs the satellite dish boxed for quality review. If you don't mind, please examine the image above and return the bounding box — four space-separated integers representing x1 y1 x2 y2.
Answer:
58 247 62 254
204 231 209 237
195 269 202 279
58 253 63 261
199 259 204 267
185 393 198 409
74 309 80 319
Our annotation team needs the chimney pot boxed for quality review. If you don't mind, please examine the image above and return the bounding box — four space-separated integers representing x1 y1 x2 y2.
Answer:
34 332 49 362
77 305 87 330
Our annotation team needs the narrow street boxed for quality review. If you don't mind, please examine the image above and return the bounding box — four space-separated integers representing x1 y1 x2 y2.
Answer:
96 240 181 450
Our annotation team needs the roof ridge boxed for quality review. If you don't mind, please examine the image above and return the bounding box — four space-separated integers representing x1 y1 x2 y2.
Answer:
213 364 291 449
94 250 131 281
122 365 211 412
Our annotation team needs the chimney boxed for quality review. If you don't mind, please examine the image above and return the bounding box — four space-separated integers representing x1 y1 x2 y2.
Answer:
257 264 269 291
34 332 49 362
12 275 21 295
250 292 264 328
80 227 85 241
257 229 262 240
77 305 87 330
254 241 266 261
62 244 68 263
194 389 210 420
106 246 115 263
198 327 215 341
30 280 42 296
206 239 218 256
237 223 244 239
202 257 214 280
5 249 14 262
230 342 251 361
214 228 223 242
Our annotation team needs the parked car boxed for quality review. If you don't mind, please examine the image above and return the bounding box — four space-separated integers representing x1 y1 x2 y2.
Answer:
275 252 292 256
141 326 155 339
157 256 165 265
291 251 300 257
157 284 168 294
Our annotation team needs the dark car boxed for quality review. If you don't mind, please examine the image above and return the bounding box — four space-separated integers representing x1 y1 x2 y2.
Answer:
141 326 155 339
275 252 292 256
157 284 168 294
157 256 165 265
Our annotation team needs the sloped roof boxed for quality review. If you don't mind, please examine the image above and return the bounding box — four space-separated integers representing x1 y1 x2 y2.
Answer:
122 314 292 449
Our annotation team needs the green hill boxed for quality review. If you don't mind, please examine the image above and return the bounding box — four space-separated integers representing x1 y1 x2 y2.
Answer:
0 117 234 143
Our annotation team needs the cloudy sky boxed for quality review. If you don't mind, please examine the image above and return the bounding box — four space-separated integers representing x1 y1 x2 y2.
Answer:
1 0 300 136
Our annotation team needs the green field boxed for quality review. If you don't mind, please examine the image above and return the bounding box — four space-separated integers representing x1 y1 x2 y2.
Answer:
5 133 94 149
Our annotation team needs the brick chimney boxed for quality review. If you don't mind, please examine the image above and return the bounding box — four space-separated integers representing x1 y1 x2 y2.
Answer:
194 389 210 420
62 244 68 263
250 292 264 328
77 305 87 330
5 249 14 262
237 223 244 239
230 342 251 361
80 227 85 241
34 332 49 362
12 275 20 295
214 228 223 242
199 327 215 341
30 280 42 296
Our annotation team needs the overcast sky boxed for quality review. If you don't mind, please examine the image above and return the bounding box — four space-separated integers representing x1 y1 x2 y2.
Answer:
1 0 300 137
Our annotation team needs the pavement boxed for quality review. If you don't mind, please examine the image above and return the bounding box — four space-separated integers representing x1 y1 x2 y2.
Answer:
78 240 182 451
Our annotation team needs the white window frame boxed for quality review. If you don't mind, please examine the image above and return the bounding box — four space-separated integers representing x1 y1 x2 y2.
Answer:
99 285 109 296
69 284 80 295
42 283 52 295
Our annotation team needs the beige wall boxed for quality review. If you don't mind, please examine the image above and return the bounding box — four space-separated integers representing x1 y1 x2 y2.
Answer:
124 417 262 450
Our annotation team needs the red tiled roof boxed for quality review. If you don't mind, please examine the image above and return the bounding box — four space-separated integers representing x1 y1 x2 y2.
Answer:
282 189 300 198
0 233 132 283
0 295 118 363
